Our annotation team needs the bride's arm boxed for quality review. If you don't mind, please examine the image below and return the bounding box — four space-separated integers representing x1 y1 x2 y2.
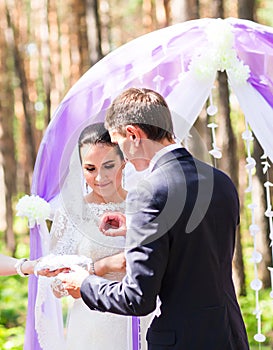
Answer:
0 254 37 276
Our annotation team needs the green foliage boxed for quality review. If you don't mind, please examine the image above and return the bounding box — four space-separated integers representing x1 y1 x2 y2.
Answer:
2 238 273 349
240 224 273 348
0 274 28 349
0 325 25 350
0 230 29 349
240 288 273 348
257 0 273 27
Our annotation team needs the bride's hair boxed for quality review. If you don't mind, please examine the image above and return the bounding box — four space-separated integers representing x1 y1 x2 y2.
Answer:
78 122 123 162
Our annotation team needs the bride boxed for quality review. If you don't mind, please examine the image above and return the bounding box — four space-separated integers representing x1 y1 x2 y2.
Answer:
35 122 151 350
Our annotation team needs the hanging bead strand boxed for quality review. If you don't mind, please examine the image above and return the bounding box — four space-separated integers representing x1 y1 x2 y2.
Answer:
261 153 273 302
242 121 266 343
207 90 222 160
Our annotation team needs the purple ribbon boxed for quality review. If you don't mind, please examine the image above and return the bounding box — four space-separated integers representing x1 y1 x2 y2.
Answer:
132 316 140 350
24 226 43 350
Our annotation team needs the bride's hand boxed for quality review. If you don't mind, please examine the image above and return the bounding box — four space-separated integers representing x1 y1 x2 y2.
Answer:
34 254 91 277
19 258 70 277
51 276 70 298
99 212 127 237
38 267 71 277
53 267 89 299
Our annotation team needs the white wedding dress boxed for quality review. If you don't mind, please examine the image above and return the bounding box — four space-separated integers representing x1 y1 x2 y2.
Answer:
47 199 151 350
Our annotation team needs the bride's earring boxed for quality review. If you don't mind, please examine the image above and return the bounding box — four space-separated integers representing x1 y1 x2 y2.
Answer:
85 182 89 194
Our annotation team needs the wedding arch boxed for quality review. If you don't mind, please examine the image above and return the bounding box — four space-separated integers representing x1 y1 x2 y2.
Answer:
24 17 273 349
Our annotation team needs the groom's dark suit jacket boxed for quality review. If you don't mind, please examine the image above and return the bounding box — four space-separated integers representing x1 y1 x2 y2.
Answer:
81 148 249 350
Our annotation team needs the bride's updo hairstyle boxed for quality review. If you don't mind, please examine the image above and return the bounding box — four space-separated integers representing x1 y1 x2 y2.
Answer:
78 122 124 162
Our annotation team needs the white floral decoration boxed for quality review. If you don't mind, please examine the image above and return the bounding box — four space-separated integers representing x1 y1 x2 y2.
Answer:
16 194 51 228
189 19 250 84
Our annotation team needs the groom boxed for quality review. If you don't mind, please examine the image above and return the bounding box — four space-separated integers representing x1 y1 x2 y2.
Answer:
61 88 249 349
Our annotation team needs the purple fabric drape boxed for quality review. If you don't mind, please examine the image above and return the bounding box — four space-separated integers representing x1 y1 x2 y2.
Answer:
132 316 140 350
25 17 273 349
24 227 43 350
232 22 273 109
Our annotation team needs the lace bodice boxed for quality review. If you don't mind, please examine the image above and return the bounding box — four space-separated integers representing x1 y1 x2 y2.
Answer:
50 200 126 280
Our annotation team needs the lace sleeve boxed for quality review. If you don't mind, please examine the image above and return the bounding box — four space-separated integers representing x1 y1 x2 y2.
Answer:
49 207 82 255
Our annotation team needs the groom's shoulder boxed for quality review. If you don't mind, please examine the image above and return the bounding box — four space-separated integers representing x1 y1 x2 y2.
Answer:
152 147 192 169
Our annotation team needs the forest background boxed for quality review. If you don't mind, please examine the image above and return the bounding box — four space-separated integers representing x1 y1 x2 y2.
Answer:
0 0 273 349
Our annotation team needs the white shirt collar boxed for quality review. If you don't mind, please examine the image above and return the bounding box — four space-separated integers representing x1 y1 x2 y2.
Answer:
149 142 183 172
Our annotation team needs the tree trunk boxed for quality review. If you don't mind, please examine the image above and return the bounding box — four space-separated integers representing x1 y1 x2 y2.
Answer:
87 0 103 64
73 0 91 75
37 0 52 127
238 0 256 20
184 0 199 20
0 1 16 253
47 0 68 115
216 71 246 296
238 0 270 288
211 0 246 296
6 6 37 193
143 0 157 32
163 0 171 26
211 0 224 18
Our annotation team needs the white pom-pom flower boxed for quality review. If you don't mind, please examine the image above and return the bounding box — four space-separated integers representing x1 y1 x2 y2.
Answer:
189 19 250 85
16 194 51 228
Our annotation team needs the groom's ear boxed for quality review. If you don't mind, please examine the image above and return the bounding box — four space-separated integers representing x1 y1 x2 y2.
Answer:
125 125 142 145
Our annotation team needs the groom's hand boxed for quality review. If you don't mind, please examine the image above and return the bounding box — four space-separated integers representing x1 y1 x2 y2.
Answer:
95 252 126 275
99 212 127 236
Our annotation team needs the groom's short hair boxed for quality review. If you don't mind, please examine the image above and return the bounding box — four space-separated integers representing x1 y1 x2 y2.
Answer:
105 88 174 141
